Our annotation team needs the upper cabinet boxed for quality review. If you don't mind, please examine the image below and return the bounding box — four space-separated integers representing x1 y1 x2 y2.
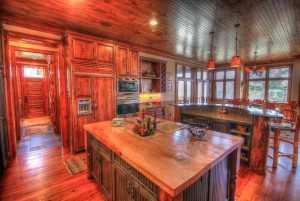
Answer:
96 42 115 64
72 37 95 61
128 49 139 77
70 35 115 66
117 47 128 77
117 46 139 78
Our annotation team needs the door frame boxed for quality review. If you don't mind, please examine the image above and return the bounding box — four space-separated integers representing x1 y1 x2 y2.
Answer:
18 64 49 118
2 29 67 158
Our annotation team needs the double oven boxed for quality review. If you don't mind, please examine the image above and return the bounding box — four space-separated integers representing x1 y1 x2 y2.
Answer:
117 79 140 116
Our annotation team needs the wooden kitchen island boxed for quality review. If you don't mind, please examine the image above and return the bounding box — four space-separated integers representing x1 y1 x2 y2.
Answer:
84 120 244 201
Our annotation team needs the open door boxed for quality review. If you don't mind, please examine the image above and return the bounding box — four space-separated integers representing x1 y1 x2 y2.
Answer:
21 66 48 118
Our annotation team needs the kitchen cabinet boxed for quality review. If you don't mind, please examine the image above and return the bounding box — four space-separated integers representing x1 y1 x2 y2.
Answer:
88 134 158 201
72 37 95 62
96 42 115 64
128 49 139 77
70 35 115 66
73 75 115 152
117 46 139 78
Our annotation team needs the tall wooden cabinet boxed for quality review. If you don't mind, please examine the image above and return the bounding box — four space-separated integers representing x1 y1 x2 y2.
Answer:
66 32 117 153
117 46 139 78
74 75 115 152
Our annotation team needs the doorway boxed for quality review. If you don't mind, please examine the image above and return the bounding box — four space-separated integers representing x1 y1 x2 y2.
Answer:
21 65 48 118
13 50 61 153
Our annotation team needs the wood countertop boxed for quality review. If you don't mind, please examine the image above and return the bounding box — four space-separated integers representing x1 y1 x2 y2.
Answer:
84 120 244 197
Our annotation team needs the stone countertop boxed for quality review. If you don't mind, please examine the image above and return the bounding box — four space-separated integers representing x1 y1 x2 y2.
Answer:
175 103 284 118
84 120 243 197
181 110 253 125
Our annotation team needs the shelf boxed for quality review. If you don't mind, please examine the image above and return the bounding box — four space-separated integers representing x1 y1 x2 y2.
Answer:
229 129 251 137
242 146 249 152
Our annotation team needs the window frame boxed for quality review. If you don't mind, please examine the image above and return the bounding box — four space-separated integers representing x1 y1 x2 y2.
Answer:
196 69 210 103
212 68 237 101
245 65 292 103
176 64 195 104
175 63 208 104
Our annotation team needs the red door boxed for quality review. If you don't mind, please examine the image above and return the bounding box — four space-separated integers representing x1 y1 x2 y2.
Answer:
22 66 48 118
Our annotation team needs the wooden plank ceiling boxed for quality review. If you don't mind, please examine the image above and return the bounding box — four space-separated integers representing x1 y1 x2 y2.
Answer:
1 0 300 65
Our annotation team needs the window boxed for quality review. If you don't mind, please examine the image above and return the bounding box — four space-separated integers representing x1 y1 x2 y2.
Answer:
246 66 291 103
213 69 236 100
196 69 209 103
176 64 195 104
23 67 45 78
176 64 210 104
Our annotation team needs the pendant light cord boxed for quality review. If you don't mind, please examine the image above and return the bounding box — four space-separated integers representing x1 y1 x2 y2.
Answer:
210 31 214 59
234 23 240 55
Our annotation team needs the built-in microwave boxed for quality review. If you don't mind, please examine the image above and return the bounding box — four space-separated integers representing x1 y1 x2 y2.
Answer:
117 79 139 93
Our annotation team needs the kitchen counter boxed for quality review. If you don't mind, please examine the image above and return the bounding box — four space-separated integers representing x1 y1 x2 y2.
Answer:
182 110 253 125
84 120 243 200
175 103 283 175
176 103 283 118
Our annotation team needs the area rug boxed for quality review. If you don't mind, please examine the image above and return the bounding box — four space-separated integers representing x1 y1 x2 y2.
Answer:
24 125 49 136
64 156 87 175
20 116 52 127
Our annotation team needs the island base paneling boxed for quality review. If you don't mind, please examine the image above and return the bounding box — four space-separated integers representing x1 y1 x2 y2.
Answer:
86 133 238 201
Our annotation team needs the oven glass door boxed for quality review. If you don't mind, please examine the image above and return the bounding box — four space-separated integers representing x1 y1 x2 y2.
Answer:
118 80 139 93
117 103 139 115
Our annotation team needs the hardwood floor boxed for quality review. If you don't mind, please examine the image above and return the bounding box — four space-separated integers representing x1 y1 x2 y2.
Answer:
0 140 299 201
237 139 300 201
0 146 105 201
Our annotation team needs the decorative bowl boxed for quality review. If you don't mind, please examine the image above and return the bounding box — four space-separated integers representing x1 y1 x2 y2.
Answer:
186 123 208 140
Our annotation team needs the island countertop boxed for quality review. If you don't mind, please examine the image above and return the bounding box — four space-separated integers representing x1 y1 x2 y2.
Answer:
84 120 244 197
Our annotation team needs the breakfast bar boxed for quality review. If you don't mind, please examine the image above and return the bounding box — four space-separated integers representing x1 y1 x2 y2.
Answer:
84 120 244 201
175 103 284 174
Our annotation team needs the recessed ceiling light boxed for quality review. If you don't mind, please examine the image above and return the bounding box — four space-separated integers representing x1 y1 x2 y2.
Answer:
149 19 158 26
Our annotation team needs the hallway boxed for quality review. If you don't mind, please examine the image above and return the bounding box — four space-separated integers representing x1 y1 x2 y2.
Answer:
17 117 61 153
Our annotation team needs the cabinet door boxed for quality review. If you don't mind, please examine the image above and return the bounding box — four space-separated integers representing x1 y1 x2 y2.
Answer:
117 47 128 76
74 76 93 152
74 115 93 152
72 37 95 61
113 164 130 201
130 179 157 201
96 43 115 64
128 49 139 78
94 77 114 122
210 120 229 133
99 150 112 200
90 141 101 183
75 76 93 97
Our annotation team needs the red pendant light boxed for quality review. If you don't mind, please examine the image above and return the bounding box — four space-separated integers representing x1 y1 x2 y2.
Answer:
230 23 242 67
208 31 215 70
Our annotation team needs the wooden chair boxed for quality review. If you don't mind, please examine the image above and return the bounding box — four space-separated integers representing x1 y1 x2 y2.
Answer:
272 107 299 168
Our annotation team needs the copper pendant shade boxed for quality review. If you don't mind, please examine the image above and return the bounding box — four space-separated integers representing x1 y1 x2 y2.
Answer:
230 23 242 67
208 58 216 69
230 55 242 67
208 31 215 70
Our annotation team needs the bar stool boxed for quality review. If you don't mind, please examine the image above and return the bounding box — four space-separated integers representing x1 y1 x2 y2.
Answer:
271 108 299 168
